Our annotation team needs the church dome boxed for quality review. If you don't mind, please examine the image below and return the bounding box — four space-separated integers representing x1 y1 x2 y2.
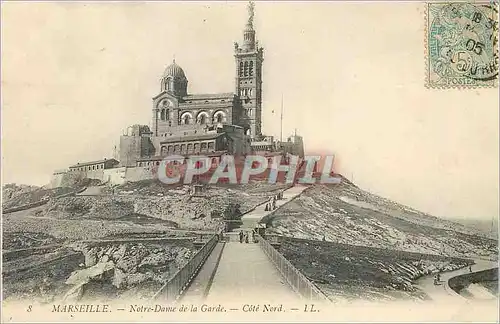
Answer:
163 60 186 79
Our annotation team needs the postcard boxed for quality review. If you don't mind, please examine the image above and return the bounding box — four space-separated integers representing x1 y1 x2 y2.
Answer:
1 1 498 323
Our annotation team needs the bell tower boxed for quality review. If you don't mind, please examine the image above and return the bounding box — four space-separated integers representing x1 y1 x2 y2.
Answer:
234 1 264 138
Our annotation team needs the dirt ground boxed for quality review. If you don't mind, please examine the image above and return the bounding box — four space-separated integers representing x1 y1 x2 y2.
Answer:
3 179 496 304
2 231 200 303
266 183 498 260
2 180 288 303
277 237 472 301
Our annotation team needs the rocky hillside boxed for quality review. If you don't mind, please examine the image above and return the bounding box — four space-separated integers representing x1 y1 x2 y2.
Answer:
2 184 73 210
2 179 104 211
2 235 197 303
17 180 286 232
278 237 472 302
265 179 497 261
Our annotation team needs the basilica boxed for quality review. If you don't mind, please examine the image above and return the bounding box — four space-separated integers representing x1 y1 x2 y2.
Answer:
119 2 303 167
52 2 304 187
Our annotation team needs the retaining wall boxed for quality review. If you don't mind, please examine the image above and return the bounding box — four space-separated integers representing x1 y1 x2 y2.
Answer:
448 267 498 295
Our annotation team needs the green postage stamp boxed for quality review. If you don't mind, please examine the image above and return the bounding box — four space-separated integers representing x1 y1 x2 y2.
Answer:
426 2 498 88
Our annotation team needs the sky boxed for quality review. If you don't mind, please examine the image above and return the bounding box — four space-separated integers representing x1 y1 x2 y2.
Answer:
1 1 498 221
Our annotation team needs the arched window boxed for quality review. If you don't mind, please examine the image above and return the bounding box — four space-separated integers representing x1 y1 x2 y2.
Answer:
180 144 186 152
161 109 166 120
249 61 254 76
174 145 180 152
249 89 253 96
199 114 206 124
183 115 190 125
194 143 200 152
165 109 170 120
244 61 249 77
216 114 223 123
161 146 167 155
201 143 207 151
187 143 193 152
239 62 244 77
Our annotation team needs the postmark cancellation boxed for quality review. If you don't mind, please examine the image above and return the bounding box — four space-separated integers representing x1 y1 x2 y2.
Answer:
426 2 499 88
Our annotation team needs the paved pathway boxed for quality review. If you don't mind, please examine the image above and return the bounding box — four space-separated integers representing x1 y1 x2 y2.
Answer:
413 259 498 322
76 186 104 196
181 243 225 303
195 185 309 304
203 241 300 304
235 185 308 231
415 259 497 302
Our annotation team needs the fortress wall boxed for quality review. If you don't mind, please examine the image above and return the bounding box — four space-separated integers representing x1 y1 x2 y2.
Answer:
84 170 105 182
49 166 155 188
57 171 86 188
49 173 65 189
448 267 498 295
103 167 127 185
124 166 158 182
75 168 127 185
120 135 142 167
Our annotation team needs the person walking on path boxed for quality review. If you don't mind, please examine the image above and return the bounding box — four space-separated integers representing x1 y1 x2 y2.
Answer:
245 232 249 243
239 231 243 243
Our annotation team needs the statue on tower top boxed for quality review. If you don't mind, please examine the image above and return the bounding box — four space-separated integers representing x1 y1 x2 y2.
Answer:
247 1 255 27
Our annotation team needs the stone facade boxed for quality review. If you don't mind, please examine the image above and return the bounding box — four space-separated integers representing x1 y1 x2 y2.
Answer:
118 1 267 166
69 159 120 172
51 3 305 187
119 125 155 167
234 1 264 138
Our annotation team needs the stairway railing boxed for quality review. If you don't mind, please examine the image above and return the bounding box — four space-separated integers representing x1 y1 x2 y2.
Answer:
152 232 221 302
257 234 330 302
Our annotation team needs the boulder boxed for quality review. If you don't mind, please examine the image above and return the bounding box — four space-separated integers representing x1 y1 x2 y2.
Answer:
113 268 127 288
84 248 98 267
66 261 115 286
63 282 85 302
113 244 127 260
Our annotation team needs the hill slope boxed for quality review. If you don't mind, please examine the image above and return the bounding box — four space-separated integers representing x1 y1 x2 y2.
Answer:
263 177 497 301
265 178 497 261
